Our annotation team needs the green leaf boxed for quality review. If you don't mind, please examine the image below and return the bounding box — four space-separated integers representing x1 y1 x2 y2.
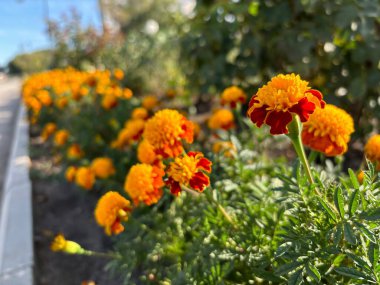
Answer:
288 268 303 285
275 261 303 276
276 242 292 258
334 187 345 218
354 222 376 243
349 189 360 216
348 168 360 189
317 196 337 222
368 243 379 268
362 208 380 221
344 222 357 245
306 263 321 282
333 224 343 246
251 268 282 282
335 267 371 280
333 254 346 266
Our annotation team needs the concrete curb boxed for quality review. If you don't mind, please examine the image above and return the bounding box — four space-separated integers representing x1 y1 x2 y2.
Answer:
0 104 33 285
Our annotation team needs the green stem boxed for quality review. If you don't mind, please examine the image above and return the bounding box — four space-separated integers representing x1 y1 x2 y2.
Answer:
83 250 121 259
287 115 314 184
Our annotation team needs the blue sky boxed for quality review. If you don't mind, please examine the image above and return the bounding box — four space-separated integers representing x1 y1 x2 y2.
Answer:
0 0 102 66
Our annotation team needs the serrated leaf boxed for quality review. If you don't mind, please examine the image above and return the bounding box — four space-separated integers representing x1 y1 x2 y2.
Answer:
288 268 303 285
349 189 360 216
335 267 371 280
344 222 357 245
368 243 379 268
354 222 376 243
317 196 337 222
306 263 321 282
348 168 360 189
334 187 345 218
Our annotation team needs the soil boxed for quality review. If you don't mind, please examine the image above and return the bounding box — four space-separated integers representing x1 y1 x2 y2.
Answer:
30 135 123 285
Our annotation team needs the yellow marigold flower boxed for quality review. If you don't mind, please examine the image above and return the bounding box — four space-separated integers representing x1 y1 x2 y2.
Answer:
95 191 132 235
67 144 84 160
167 152 212 196
137 139 157 165
75 167 95 190
143 109 194 158
79 86 89 97
90 157 116 179
55 97 68 109
41 123 57 142
102 93 118 110
113 68 124 80
51 234 84 254
208 109 235 130
65 166 77 182
302 104 354 156
36 90 52 106
142 95 159 110
221 86 247 108
247 73 325 135
365 135 380 170
124 164 164 206
114 119 145 148
212 141 237 158
132 107 149 120
121 88 133 99
54 129 69 146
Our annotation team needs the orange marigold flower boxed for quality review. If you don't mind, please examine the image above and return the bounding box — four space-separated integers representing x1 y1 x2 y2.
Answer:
143 109 194 158
95 191 132 235
113 68 124 80
357 170 364 184
221 86 247 108
208 109 235 130
54 129 69 146
67 144 84 160
75 167 95 190
41 123 57 142
55 97 68 109
142 95 159 110
51 234 84 254
65 166 77 182
132 107 149 120
212 141 237 158
124 164 164 205
365 135 380 170
114 119 145 148
167 152 212 196
247 73 325 135
91 157 116 179
121 88 133 99
302 104 354 156
137 139 158 165
102 93 118 110
36 90 52 106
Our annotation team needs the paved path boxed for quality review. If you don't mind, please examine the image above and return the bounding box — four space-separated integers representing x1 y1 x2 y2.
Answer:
0 77 22 195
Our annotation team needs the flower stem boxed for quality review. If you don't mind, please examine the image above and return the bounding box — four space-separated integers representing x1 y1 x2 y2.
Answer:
287 115 314 184
204 190 236 228
83 250 121 259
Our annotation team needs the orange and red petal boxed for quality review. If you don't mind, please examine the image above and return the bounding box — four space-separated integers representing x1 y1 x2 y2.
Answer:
167 177 182 196
196 157 212 172
306 89 326 108
181 120 194 144
248 104 268 128
189 172 210 192
111 220 124 235
265 110 293 135
288 97 316 123
302 131 345 156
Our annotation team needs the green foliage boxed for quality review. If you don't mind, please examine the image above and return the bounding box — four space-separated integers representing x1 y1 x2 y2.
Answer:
8 49 53 74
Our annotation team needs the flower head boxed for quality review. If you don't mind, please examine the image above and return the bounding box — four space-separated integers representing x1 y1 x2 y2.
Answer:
102 93 118 110
143 109 194 158
41 123 57 142
247 73 325 135
137 139 158 165
302 104 354 156
124 164 164 205
75 167 95 190
67 144 84 160
113 119 145 148
121 88 133 99
208 109 235 130
365 135 380 170
221 86 247 108
95 191 132 235
113 68 124 80
142 95 159 110
132 107 149 120
91 157 116 179
167 152 212 196
65 166 77 182
51 234 84 254
54 129 69 146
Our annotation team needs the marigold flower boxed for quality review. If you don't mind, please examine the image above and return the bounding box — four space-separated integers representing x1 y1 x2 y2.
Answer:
221 86 247 108
124 164 164 205
132 107 149 120
166 152 212 196
54 129 69 146
143 109 194 158
41 123 57 142
51 234 84 254
102 93 118 110
247 73 325 135
95 191 132 235
121 88 133 99
113 68 124 80
137 139 158 165
91 157 116 179
65 166 77 182
212 141 237 158
302 104 354 156
142 95 159 110
67 144 84 160
114 119 145 148
75 167 95 190
36 90 52 106
55 97 68 109
357 170 364 184
364 135 380 170
208 109 235 130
